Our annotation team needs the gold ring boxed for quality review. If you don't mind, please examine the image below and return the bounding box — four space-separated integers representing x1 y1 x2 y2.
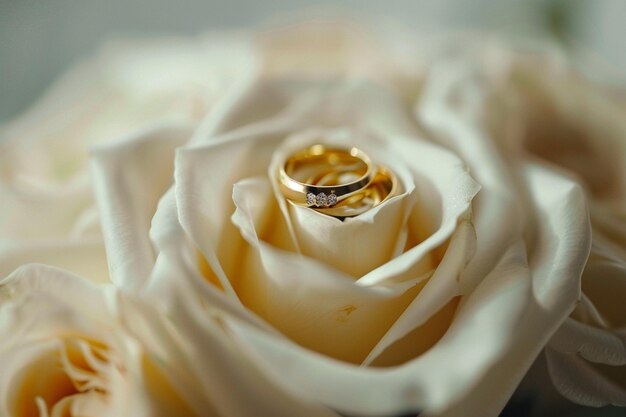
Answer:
279 145 374 208
314 165 400 219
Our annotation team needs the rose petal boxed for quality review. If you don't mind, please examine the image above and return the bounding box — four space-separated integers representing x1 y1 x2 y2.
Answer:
546 348 626 407
0 266 109 355
90 124 192 290
176 119 294 298
546 257 626 407
363 217 475 365
550 318 626 367
356 134 481 286
147 192 281 335
417 58 529 295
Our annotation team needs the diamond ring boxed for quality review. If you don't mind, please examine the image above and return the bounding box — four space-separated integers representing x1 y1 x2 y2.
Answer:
278 144 374 208
313 165 400 218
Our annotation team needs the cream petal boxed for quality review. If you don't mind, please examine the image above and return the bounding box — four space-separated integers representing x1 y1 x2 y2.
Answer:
192 77 421 145
262 111 478 366
546 348 626 407
0 239 109 284
168 76 483 366
417 60 528 295
481 54 626 411
52 391 110 417
69 205 102 239
0 268 113 416
0 264 106 311
524 164 590 311
356 135 481 286
574 292 612 329
147 179 281 335
362 217 476 365
0 266 109 347
287 197 410 277
175 120 294 298
550 318 626 366
90 123 192 290
546 258 626 407
160 297 340 417
147 222 280 335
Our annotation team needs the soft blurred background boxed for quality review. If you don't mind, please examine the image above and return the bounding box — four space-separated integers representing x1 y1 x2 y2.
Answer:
1 1 625 416
1 0 626 124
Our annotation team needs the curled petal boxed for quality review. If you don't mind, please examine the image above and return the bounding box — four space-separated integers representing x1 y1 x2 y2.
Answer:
546 348 626 407
90 124 191 290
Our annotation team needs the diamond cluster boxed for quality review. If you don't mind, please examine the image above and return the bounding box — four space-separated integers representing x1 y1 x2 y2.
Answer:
306 192 338 207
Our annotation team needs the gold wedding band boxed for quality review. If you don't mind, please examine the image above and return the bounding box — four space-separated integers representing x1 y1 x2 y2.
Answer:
279 145 374 208
278 144 401 219
314 165 399 219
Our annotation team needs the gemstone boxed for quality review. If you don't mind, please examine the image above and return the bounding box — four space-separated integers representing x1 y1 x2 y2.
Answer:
306 192 316 206
327 193 337 206
316 193 327 207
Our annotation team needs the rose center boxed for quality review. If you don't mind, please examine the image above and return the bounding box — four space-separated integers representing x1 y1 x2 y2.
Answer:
11 336 119 417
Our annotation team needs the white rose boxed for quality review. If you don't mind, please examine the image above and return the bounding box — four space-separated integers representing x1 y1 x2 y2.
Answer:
86 24 591 417
0 264 336 417
1 20 598 417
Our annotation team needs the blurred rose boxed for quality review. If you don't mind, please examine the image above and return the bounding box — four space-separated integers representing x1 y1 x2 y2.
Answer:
0 264 336 417
0 33 254 282
0 265 193 417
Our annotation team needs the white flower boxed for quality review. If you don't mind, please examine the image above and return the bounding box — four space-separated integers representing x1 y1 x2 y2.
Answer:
1 19 603 417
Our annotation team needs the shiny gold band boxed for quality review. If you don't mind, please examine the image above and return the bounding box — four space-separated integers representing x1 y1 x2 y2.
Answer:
279 145 374 207
279 144 400 220
314 165 399 218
